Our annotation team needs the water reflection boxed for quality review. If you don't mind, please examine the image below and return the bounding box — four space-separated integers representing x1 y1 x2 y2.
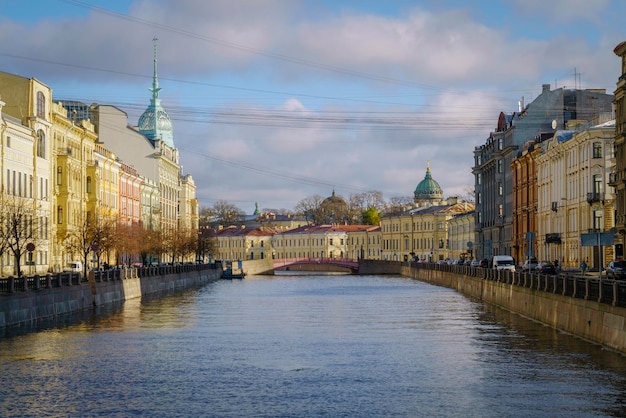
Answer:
1 275 626 417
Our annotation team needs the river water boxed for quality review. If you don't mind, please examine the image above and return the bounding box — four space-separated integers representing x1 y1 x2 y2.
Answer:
1 274 626 417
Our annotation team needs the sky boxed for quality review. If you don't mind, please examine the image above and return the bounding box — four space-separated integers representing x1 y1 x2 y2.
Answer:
1 0 625 213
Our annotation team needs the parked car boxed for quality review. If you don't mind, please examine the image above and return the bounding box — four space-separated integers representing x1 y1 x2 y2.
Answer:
479 258 490 268
535 261 556 275
470 259 481 268
606 260 626 280
521 257 538 272
492 255 516 272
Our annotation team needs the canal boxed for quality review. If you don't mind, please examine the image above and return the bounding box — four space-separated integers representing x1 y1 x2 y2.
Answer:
1 274 626 417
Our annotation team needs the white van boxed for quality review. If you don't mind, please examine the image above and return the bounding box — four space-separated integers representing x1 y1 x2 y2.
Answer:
63 261 83 275
492 255 515 272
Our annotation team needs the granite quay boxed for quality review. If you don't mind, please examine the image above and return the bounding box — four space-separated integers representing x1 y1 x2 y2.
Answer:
403 262 626 354
0 263 222 329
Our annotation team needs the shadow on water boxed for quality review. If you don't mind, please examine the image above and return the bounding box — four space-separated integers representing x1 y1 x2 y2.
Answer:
0 283 215 339
477 303 626 417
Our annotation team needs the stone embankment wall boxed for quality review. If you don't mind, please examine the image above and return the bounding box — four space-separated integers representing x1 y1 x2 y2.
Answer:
240 259 276 276
0 267 221 329
402 265 626 354
359 260 403 275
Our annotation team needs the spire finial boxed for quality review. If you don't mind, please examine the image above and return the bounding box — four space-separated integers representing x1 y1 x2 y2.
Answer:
150 37 161 102
427 160 430 172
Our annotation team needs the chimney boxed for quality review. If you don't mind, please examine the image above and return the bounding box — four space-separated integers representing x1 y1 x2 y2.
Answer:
542 84 551 93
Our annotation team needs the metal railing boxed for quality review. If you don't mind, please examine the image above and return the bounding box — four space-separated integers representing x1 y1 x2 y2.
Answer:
407 262 626 308
0 262 221 294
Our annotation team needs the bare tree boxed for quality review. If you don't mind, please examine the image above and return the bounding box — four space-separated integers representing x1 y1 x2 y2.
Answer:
197 231 217 263
114 222 143 266
0 195 38 277
65 215 111 278
386 196 414 215
207 200 245 227
172 228 197 263
294 195 324 224
0 195 10 274
139 227 162 265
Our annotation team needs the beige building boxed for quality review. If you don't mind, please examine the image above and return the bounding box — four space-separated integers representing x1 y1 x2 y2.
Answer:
536 119 616 269
381 199 474 262
272 224 372 260
447 211 476 261
215 226 277 261
381 166 474 262
346 225 381 260
179 173 198 231
0 80 52 275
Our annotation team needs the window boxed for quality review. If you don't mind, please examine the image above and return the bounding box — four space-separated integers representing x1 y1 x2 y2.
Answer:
477 192 481 205
36 130 46 159
477 173 482 185
498 159 503 173
86 176 92 194
57 206 63 224
498 137 503 150
6 136 10 147
593 142 602 159
36 92 45 119
593 174 602 193
57 167 62 186
498 182 503 196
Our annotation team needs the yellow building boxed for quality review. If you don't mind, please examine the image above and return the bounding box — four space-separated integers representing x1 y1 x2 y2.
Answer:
215 226 277 261
381 199 474 262
536 119 616 269
381 165 474 262
51 103 98 270
272 224 373 260
346 226 381 260
179 173 198 231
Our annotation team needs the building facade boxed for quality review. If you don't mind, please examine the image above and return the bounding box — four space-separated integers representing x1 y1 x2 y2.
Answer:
474 85 614 261
536 120 616 269
611 41 626 247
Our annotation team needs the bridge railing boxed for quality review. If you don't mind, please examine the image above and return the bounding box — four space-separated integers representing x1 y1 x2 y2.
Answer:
406 261 626 308
274 257 359 267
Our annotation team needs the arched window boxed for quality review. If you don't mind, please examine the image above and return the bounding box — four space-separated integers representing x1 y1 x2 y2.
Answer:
36 92 45 119
56 167 62 185
36 130 46 159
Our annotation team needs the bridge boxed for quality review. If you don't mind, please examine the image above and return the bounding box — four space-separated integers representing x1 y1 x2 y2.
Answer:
273 257 360 272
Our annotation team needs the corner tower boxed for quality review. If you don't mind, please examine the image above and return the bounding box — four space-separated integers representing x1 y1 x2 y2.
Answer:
138 37 175 148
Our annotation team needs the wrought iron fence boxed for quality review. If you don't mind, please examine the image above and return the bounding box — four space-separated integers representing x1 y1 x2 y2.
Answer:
407 262 626 308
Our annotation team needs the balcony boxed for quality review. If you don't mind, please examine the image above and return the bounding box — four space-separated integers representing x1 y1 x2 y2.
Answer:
587 192 605 205
608 171 626 186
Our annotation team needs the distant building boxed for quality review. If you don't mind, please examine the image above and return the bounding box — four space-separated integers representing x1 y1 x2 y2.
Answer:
215 225 278 261
272 224 375 260
381 164 473 261
447 211 475 260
